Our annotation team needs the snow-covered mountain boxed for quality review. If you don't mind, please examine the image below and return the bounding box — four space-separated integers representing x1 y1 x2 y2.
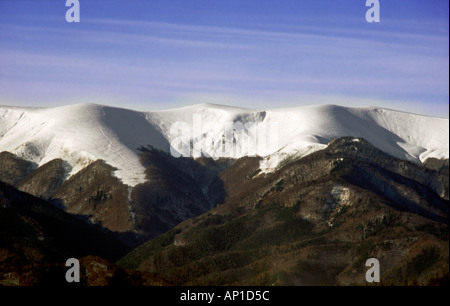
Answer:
0 103 448 187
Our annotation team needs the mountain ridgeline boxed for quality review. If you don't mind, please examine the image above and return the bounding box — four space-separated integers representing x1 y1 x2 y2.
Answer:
0 148 232 247
0 148 231 285
114 137 448 285
1 136 447 285
0 103 449 285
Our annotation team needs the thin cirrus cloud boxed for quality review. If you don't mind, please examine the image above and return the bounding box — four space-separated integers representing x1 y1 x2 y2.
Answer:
0 12 448 116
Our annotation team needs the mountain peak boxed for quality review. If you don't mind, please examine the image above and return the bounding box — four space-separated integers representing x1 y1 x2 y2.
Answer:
1 103 448 186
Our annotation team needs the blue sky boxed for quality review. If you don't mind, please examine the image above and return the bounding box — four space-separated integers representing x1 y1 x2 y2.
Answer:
0 0 448 117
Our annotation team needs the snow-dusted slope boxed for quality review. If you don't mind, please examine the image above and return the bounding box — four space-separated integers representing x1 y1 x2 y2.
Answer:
259 105 449 171
0 104 169 186
0 103 448 186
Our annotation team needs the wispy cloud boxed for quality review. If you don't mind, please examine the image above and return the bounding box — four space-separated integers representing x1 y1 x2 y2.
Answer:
0 5 448 116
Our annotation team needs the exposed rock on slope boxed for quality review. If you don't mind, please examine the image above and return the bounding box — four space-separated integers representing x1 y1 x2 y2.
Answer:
116 138 449 286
